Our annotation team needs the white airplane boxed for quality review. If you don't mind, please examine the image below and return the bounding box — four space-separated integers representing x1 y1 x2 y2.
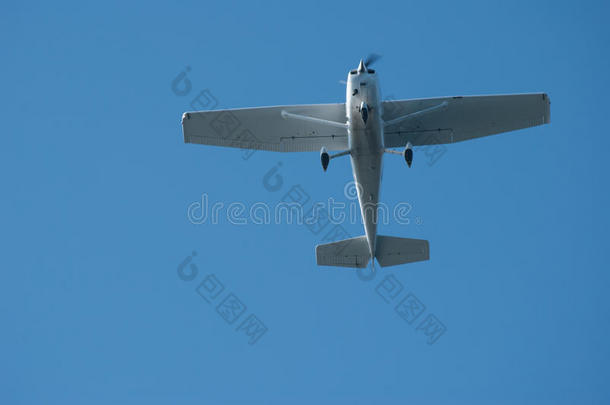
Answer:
182 57 550 269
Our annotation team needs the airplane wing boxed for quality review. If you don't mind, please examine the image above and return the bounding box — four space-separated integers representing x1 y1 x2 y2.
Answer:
383 93 550 147
182 103 348 152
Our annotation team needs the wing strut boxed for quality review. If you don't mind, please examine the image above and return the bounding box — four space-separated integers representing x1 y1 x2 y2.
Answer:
383 101 448 127
281 110 348 129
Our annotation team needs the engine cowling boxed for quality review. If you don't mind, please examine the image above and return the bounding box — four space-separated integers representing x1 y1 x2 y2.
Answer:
403 142 413 167
320 147 330 171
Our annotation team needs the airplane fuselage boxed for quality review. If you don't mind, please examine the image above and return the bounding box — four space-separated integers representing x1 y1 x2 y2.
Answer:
346 65 383 260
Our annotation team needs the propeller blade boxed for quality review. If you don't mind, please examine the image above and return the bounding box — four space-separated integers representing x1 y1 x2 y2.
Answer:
364 53 382 67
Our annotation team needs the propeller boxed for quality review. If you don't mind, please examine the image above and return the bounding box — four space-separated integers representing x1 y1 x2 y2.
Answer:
364 53 382 68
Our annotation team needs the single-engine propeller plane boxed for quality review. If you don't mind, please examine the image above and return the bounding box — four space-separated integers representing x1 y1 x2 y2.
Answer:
182 57 550 269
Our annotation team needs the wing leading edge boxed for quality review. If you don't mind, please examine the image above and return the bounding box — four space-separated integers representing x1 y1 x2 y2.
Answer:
383 93 550 147
182 103 348 152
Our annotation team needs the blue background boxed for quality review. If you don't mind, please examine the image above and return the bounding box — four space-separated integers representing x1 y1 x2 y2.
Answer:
2 0 609 403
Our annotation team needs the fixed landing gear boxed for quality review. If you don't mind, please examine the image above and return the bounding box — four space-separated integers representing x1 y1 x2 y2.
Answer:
384 142 413 167
320 147 351 171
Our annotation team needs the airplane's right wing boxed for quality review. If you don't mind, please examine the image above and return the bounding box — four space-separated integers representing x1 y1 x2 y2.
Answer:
383 93 550 147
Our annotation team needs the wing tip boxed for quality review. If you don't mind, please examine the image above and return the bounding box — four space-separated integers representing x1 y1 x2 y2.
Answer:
542 93 551 124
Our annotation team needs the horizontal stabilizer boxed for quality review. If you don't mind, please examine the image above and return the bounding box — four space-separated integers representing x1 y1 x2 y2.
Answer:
316 235 429 268
316 236 371 268
375 235 429 267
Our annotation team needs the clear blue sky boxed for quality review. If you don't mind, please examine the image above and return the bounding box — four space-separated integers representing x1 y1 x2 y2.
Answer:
2 0 609 403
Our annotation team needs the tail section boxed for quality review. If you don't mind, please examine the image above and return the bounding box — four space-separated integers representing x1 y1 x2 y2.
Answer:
374 235 429 267
316 235 429 268
316 236 371 268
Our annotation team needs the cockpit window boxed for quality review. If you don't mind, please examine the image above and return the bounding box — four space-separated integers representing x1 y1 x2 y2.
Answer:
360 82 367 86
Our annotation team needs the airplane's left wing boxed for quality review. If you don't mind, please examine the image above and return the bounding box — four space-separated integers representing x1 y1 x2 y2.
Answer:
382 93 550 147
182 103 348 152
